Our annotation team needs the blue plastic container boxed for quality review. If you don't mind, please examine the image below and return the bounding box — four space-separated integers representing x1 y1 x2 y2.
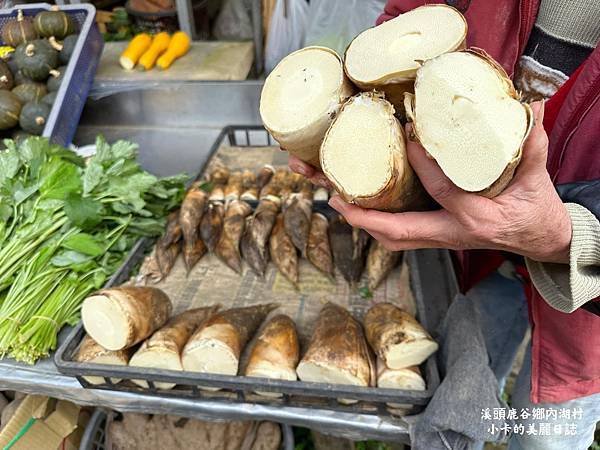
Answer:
0 3 103 146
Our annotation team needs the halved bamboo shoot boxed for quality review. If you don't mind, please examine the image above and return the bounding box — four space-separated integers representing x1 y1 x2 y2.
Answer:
260 46 355 168
365 303 438 369
404 48 533 196
81 287 172 351
245 314 299 397
296 303 372 398
129 305 219 389
75 334 132 385
181 304 278 379
344 5 467 108
321 92 427 212
377 358 425 411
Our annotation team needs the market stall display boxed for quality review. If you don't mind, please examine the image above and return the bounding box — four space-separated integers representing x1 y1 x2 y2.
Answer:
0 4 103 146
55 126 439 416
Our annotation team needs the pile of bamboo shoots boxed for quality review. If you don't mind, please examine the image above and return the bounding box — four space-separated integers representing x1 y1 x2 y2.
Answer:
260 5 533 210
140 165 402 290
78 287 437 412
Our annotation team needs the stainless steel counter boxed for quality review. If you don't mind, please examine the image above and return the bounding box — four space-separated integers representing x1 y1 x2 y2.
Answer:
1 81 455 442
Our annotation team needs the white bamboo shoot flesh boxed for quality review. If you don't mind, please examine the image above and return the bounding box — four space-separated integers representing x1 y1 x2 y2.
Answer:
260 46 355 168
75 334 132 385
129 305 220 389
404 48 533 196
365 303 438 369
245 314 300 397
81 287 172 351
344 5 467 107
321 92 427 212
377 358 425 410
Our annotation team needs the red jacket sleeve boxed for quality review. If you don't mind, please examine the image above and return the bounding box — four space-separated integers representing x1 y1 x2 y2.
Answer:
376 0 439 25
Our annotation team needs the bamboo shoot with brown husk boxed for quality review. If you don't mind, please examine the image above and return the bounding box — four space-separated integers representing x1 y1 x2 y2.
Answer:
224 171 243 202
367 241 400 290
296 303 372 399
284 179 313 255
306 213 333 277
75 335 132 385
209 184 225 203
240 169 258 201
241 198 280 276
365 303 438 369
156 240 181 279
179 187 208 246
200 202 224 252
182 239 207 274
321 92 428 212
82 287 172 351
269 214 298 286
245 315 299 396
215 200 252 273
257 164 275 189
129 305 219 389
260 47 355 168
329 215 369 284
209 166 230 185
404 48 533 196
344 5 467 108
182 304 278 379
377 358 425 411
159 210 182 250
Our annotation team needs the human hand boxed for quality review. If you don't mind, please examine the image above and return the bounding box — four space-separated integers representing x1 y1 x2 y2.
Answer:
328 101 572 264
287 153 332 189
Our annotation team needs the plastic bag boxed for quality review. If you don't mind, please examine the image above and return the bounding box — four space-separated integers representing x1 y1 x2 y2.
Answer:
213 0 254 41
264 0 309 73
304 0 386 56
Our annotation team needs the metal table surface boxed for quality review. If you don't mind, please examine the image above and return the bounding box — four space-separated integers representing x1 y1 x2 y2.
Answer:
0 81 455 442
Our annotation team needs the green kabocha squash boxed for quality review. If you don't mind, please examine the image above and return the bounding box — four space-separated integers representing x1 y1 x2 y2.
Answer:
1 10 38 47
4 53 19 75
11 129 32 145
41 91 56 107
33 8 76 40
0 60 14 90
12 82 47 103
14 39 58 81
0 90 22 130
19 101 50 135
58 34 78 65
46 65 66 92
13 70 33 86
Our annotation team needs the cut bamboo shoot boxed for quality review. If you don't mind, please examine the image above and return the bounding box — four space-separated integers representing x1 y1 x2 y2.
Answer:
129 306 219 389
245 314 299 397
75 334 131 385
377 358 425 411
260 46 355 167
365 303 438 369
344 5 467 107
181 304 278 381
404 48 533 196
296 303 372 397
81 287 172 351
321 92 427 212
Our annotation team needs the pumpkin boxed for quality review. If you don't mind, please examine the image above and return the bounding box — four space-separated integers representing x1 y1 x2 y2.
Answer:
19 101 50 135
58 34 77 65
0 60 14 90
12 82 47 103
46 65 66 92
14 39 58 81
137 32 170 71
33 8 76 40
0 90 22 130
14 70 33 86
41 91 56 107
119 33 152 70
4 53 19 74
156 31 190 70
1 10 38 48
12 129 32 145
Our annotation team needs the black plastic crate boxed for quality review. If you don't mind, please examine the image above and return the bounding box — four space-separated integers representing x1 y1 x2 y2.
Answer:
56 125 453 416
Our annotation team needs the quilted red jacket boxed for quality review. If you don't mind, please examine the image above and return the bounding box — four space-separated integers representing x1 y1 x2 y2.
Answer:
378 0 600 403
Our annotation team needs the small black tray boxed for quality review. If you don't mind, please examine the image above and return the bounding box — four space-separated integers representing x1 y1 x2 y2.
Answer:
55 126 455 416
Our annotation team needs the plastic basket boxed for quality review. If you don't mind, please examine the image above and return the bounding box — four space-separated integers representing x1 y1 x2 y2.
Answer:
0 3 103 146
